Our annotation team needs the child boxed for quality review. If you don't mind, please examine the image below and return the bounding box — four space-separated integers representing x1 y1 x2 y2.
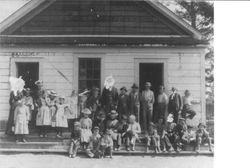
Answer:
36 98 51 137
93 110 106 136
106 110 120 151
182 90 199 120
145 122 161 153
100 129 113 158
117 87 129 119
196 123 213 153
166 114 178 152
125 115 141 151
14 98 29 143
88 126 101 158
23 88 34 125
79 108 92 149
155 85 168 122
69 121 81 158
174 118 188 152
182 125 196 151
128 83 140 122
117 115 129 147
155 118 174 152
52 96 69 138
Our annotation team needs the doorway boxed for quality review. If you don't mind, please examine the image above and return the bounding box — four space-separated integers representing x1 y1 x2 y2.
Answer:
139 63 164 94
16 62 39 91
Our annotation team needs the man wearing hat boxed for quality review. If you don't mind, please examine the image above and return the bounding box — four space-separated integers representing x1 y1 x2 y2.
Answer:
117 86 129 120
141 82 155 130
128 83 140 123
168 87 183 124
86 87 101 120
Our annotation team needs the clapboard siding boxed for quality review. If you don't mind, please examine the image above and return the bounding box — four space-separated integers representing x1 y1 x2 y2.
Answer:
0 47 205 128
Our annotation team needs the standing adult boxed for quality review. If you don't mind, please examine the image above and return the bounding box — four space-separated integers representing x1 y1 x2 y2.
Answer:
33 80 46 109
168 87 183 123
117 87 129 119
128 83 140 122
5 90 23 135
100 76 118 115
141 82 155 130
86 87 101 121
155 85 168 122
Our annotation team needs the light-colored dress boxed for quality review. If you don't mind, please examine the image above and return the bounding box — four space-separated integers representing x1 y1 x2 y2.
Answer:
79 117 92 143
52 104 68 128
24 96 34 121
14 105 29 134
36 105 51 126
127 122 141 139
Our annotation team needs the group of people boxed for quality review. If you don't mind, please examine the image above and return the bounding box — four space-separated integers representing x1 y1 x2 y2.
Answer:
5 76 213 158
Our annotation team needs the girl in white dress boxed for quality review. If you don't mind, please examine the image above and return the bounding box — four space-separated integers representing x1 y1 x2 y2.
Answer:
36 98 51 137
52 96 69 138
79 108 92 149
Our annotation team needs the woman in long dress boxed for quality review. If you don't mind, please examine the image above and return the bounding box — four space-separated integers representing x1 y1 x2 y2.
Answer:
6 91 23 135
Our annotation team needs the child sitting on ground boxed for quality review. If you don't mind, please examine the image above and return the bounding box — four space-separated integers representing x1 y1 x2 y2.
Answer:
155 117 174 152
146 122 161 153
88 126 101 158
117 115 129 146
125 115 141 151
196 123 213 153
181 125 196 151
79 108 92 150
69 121 81 158
14 98 29 143
100 129 113 159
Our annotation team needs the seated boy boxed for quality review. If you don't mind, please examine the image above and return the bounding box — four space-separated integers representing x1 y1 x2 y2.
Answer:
196 123 213 153
100 129 113 158
87 126 101 158
117 115 129 149
181 125 196 151
106 110 120 151
93 110 106 136
69 122 81 158
145 122 161 153
125 115 141 151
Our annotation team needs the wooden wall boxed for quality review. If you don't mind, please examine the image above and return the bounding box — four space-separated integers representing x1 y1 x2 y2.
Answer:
0 46 205 130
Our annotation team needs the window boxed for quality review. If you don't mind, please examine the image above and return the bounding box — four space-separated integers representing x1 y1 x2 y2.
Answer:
78 58 101 92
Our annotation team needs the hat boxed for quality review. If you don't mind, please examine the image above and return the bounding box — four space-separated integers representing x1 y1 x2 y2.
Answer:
93 126 99 130
185 90 191 95
198 123 206 128
48 90 57 97
82 108 91 115
59 95 65 99
105 129 112 135
120 86 127 92
109 110 118 116
35 80 43 86
145 82 151 87
179 118 185 121
167 114 174 123
131 83 139 89
79 89 90 96
171 87 177 91
97 112 106 119
121 115 128 120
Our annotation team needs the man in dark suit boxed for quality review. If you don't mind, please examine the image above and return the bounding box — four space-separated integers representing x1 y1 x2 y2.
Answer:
100 86 119 115
168 87 183 123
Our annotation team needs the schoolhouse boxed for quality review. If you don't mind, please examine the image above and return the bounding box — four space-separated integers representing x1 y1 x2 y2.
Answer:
0 0 207 130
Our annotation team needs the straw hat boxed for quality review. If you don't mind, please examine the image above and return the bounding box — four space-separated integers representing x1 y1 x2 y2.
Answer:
198 123 206 128
120 86 127 92
109 110 118 117
48 90 57 97
35 80 43 86
82 108 91 115
167 114 174 123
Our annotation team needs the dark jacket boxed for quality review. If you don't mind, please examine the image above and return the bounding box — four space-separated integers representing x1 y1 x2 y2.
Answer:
168 93 183 113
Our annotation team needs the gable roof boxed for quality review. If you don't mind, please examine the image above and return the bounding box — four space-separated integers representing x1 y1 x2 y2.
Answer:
0 0 205 45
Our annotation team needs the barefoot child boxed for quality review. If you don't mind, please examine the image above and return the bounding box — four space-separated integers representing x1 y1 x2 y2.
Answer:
196 123 213 153
125 115 141 151
79 108 92 149
100 129 113 158
106 110 120 151
88 126 101 158
14 98 29 142
146 122 161 153
69 121 81 158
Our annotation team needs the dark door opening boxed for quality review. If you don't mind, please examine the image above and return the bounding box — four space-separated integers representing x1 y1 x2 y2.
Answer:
16 62 39 91
139 63 164 94
79 58 101 93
